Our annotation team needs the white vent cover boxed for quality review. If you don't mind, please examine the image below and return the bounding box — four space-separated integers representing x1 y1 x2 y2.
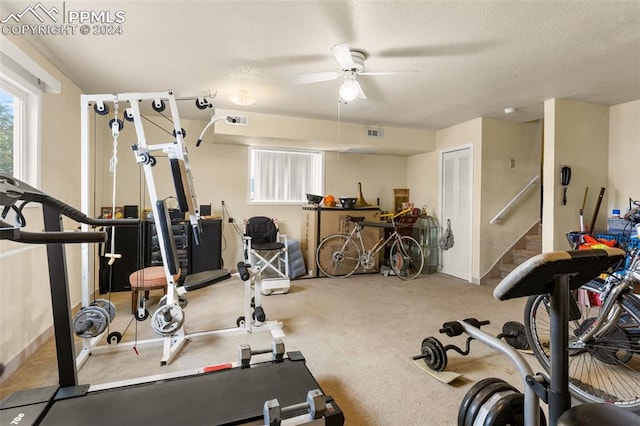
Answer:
227 115 249 126
366 128 384 138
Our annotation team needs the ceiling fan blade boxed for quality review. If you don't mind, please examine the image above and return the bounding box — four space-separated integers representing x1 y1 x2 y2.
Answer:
332 42 355 70
355 80 367 100
359 70 418 76
295 71 340 84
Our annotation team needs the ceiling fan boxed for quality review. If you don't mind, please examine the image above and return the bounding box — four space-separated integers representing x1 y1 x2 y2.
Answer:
296 42 416 102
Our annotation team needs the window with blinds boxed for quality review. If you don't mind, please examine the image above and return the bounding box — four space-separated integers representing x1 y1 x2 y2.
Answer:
249 147 324 204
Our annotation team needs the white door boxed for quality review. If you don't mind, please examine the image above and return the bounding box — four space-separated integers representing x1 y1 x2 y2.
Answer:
440 146 472 281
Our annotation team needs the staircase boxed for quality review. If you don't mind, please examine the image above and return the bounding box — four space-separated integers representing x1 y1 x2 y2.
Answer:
485 222 542 286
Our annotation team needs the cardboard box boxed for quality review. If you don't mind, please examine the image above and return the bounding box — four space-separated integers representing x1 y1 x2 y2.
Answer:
301 206 381 277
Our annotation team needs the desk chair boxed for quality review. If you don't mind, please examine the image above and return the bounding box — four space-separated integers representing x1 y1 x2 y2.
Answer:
243 216 290 295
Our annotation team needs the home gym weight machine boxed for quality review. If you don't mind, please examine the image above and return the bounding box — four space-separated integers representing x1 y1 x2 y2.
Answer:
77 90 284 367
0 180 343 425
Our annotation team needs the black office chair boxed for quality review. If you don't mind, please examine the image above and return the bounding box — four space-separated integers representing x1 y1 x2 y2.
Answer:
243 216 290 295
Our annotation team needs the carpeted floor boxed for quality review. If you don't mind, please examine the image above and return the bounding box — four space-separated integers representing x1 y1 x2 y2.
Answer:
1 272 543 425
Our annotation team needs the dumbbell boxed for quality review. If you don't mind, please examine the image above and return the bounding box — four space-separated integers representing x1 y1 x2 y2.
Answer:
412 319 490 372
239 338 285 368
263 389 325 426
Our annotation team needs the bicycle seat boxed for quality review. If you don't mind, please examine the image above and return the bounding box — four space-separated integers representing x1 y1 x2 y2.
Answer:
358 220 394 229
347 216 365 223
494 248 625 301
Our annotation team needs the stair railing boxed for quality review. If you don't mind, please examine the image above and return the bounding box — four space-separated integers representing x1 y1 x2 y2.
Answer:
490 175 540 225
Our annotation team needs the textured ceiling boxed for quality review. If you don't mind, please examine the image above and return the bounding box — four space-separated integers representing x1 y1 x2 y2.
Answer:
2 1 639 137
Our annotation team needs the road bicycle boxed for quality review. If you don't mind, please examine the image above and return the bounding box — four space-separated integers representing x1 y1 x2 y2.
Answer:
524 204 640 411
316 208 424 280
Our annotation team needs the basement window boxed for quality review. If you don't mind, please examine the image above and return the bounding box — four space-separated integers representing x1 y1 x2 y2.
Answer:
249 147 324 204
0 36 60 186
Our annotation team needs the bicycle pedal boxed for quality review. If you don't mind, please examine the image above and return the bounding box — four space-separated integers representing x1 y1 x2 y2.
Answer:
380 266 394 277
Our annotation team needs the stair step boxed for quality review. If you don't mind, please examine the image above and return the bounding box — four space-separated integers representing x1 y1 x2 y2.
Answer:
524 234 542 252
499 263 516 278
513 249 540 265
487 277 503 286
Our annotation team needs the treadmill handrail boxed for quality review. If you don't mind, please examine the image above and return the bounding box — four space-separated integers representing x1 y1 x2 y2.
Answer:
0 226 107 244
1 173 139 228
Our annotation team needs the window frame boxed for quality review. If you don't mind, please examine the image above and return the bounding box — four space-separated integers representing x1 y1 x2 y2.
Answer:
248 146 324 205
0 35 61 187
0 79 30 181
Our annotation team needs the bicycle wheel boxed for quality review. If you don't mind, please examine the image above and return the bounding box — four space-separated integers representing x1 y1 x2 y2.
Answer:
389 236 424 280
524 286 640 411
316 234 361 278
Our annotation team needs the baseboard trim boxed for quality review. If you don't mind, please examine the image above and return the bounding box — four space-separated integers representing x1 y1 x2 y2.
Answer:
1 289 100 384
0 326 54 385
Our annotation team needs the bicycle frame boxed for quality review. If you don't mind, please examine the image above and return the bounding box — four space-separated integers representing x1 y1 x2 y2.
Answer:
342 208 414 266
572 249 640 344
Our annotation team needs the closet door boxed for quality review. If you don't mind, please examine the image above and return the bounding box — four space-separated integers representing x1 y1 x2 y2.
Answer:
440 146 472 281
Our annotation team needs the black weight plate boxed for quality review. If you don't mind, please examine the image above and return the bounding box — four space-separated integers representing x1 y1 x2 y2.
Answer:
421 337 448 371
502 321 530 350
464 379 518 426
482 392 524 426
458 378 505 426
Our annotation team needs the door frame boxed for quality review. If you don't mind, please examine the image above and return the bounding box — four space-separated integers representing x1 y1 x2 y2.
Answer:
439 144 474 282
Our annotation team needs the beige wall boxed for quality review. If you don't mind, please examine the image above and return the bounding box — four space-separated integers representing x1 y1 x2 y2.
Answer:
608 100 640 214
0 39 83 374
407 117 542 283
93 119 413 270
542 98 610 251
214 109 435 156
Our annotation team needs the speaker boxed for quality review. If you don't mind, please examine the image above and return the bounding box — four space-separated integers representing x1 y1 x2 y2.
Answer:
190 218 222 273
124 205 139 218
200 204 212 216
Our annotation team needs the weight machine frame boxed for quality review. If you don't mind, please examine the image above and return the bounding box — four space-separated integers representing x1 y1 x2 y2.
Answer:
78 90 284 367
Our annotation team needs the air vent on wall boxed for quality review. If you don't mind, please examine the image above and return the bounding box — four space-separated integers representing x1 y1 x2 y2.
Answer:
226 115 249 126
366 128 384 138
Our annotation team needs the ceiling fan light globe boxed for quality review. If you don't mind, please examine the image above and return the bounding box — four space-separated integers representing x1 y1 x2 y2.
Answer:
229 90 256 106
339 80 359 101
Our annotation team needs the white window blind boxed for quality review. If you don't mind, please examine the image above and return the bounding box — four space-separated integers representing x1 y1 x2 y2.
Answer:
250 147 323 204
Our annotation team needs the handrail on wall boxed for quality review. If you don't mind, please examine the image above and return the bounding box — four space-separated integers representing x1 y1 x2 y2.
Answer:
490 175 540 224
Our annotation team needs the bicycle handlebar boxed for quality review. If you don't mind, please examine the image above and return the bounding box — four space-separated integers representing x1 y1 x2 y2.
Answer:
379 208 413 219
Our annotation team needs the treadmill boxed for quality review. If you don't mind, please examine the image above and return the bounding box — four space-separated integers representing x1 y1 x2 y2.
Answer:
0 174 344 426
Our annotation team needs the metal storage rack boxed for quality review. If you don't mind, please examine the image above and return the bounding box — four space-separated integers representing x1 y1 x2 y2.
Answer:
415 215 439 273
